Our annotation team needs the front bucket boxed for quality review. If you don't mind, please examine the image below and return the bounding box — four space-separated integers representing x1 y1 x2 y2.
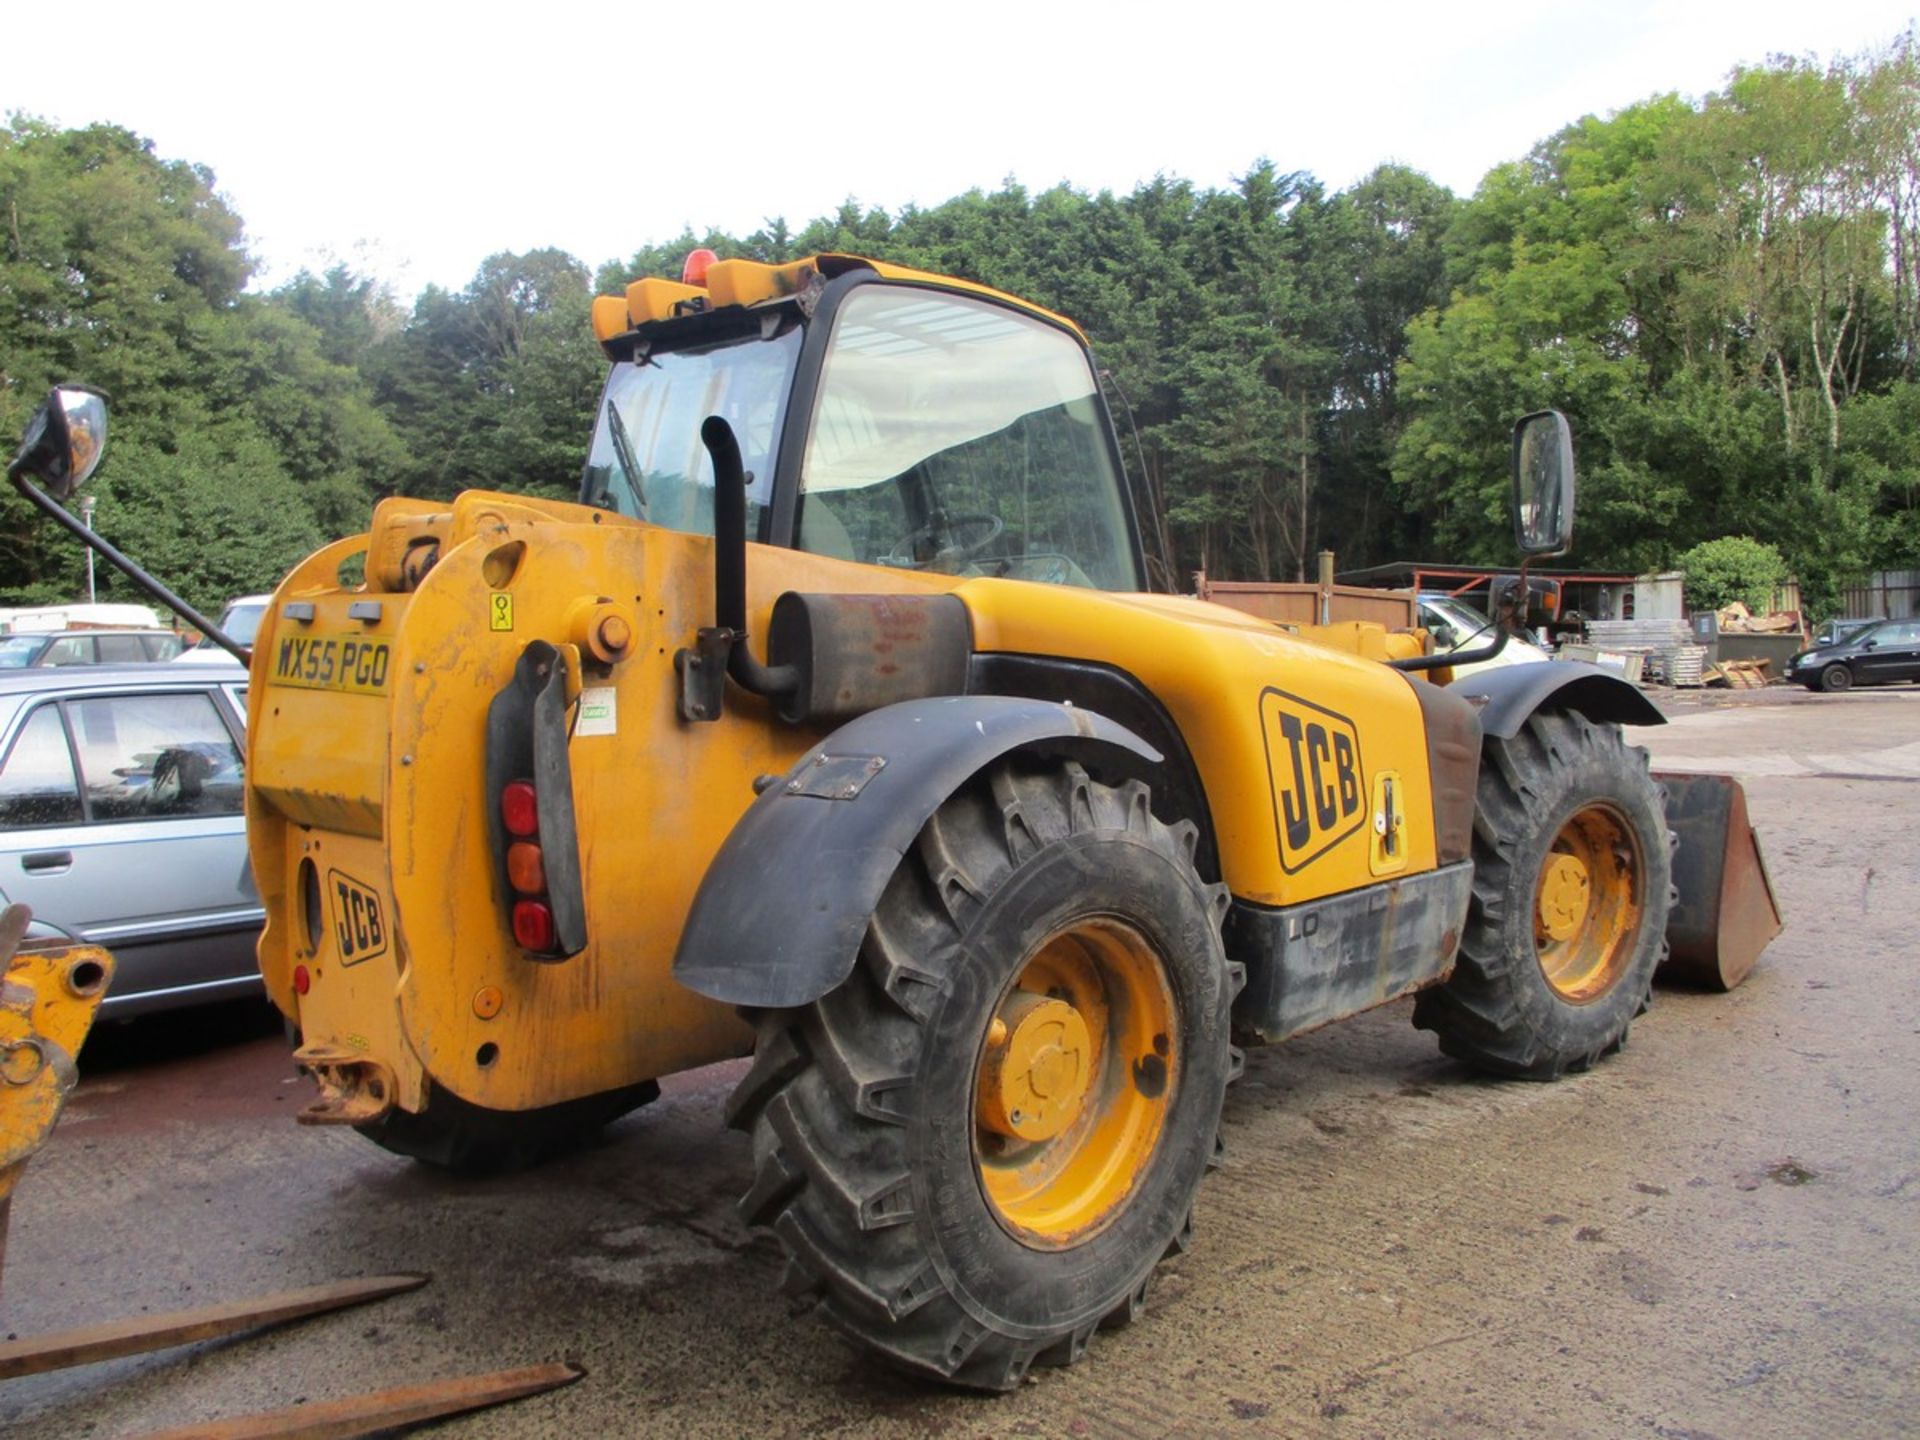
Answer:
1654 771 1783 990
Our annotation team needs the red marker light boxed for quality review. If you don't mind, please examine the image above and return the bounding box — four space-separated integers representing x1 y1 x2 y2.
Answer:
682 248 718 286
507 840 546 895
512 899 556 951
501 780 538 838
294 964 311 995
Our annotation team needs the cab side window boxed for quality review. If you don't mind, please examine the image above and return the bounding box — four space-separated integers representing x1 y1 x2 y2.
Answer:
0 707 83 827
796 287 1138 590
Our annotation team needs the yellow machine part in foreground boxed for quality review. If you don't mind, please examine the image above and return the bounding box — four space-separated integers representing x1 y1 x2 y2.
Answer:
252 489 1449 1120
0 905 113 1277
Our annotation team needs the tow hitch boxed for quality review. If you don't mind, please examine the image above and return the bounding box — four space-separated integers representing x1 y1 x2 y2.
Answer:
293 1043 398 1125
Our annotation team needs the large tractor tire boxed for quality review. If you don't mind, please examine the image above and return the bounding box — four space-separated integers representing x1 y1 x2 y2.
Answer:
1414 710 1671 1079
727 760 1241 1390
356 1079 660 1173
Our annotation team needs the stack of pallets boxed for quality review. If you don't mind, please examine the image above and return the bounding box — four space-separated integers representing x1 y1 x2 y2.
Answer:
1581 620 1707 687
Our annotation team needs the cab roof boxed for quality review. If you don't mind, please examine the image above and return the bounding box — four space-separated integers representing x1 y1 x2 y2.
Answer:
590 253 1085 352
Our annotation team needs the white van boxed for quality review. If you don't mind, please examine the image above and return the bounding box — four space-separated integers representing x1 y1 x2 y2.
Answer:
0 603 166 633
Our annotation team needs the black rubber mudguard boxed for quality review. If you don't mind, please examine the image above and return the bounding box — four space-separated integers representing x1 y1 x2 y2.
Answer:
1449 659 1665 739
673 696 1159 1008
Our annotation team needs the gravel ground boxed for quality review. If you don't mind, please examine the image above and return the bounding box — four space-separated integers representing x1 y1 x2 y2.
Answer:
3 685 1915 1438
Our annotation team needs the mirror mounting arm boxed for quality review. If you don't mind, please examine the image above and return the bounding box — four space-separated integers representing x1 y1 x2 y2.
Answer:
1390 624 1511 673
8 470 251 664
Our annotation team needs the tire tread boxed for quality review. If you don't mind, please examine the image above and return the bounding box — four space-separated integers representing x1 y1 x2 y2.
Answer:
732 759 1233 1389
1414 711 1670 1080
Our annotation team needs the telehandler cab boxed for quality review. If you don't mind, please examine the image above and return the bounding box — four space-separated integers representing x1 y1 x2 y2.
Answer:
10 251 1779 1391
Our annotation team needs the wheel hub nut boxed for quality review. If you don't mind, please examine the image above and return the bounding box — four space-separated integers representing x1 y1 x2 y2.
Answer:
978 992 1092 1142
1537 853 1592 942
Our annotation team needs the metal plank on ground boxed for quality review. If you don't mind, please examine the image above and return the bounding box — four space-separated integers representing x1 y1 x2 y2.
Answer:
133 1362 586 1440
0 1274 428 1380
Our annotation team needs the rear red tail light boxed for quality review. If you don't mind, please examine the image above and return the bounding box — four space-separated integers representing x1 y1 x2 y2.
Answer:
512 899 556 952
488 641 587 960
501 781 560 953
501 780 539 838
507 841 546 895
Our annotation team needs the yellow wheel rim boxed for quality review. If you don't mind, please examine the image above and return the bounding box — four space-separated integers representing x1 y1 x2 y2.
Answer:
1535 803 1643 1002
974 919 1176 1248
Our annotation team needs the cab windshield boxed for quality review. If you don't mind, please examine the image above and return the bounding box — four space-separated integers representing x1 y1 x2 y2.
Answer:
581 320 802 537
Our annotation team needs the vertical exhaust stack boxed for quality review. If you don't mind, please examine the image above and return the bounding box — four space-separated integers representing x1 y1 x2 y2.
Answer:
674 415 798 722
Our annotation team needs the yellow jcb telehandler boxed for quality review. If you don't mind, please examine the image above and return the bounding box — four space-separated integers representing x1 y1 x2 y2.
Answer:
9 252 1778 1390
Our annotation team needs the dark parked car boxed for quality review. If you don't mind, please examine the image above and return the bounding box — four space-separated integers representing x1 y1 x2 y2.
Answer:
1786 619 1920 692
0 628 184 667
0 664 261 1016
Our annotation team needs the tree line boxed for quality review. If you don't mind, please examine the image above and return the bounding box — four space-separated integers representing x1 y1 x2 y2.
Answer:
3 30 1915 616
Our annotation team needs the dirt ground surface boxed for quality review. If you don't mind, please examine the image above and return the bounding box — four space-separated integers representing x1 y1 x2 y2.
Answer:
4 686 1916 1438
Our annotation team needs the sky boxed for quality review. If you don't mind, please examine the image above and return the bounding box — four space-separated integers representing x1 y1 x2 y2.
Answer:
4 0 1914 300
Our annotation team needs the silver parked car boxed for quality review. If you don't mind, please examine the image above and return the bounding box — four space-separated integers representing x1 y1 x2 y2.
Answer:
0 664 261 1016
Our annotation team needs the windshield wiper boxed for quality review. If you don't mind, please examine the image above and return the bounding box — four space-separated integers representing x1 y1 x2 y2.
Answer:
605 400 647 516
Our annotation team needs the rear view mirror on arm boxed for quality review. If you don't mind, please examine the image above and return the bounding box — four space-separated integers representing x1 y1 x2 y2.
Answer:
8 385 109 499
8 386 251 663
1511 410 1575 557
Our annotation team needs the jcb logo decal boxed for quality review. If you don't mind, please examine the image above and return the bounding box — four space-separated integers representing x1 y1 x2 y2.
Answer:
1260 689 1366 873
326 869 389 967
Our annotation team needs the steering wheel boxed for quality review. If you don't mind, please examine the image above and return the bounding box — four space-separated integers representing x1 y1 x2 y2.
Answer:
883 510 1005 568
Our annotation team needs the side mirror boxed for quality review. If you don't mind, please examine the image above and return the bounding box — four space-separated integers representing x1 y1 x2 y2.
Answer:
9 386 109 500
1511 409 1574 557
1427 620 1458 649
